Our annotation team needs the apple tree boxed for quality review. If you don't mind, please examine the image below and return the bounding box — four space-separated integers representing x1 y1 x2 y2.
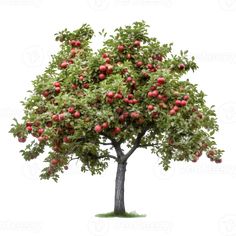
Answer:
10 21 223 215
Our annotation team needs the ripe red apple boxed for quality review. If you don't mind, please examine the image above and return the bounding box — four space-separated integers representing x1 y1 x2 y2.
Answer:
79 75 84 81
130 111 140 119
99 65 107 72
106 91 114 98
106 97 113 104
183 95 189 101
215 159 222 164
173 106 179 112
64 166 69 170
63 136 70 143
60 61 68 69
133 99 138 104
128 94 134 99
46 121 53 127
157 77 165 84
69 40 76 46
147 64 153 69
53 81 60 87
126 77 132 83
102 53 108 58
181 100 187 106
134 40 141 47
38 128 44 135
117 45 125 52
148 91 153 98
119 114 126 123
73 111 81 118
68 107 75 113
83 83 89 89
126 53 132 59
114 93 123 99
99 73 106 80
59 113 65 121
38 136 44 142
169 109 176 115
26 126 32 132
94 125 102 133
71 84 78 89
70 48 76 57
178 63 185 70
51 159 59 165
136 61 143 67
147 105 154 111
105 58 111 63
75 40 81 47
55 87 60 93
114 127 121 133
175 100 182 106
18 137 26 143
102 122 109 129
42 90 50 97
152 90 159 97
52 114 60 122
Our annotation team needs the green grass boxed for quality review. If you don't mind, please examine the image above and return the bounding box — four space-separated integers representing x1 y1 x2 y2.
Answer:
95 211 146 218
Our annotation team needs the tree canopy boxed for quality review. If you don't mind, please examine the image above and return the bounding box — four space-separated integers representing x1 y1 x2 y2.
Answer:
10 21 223 182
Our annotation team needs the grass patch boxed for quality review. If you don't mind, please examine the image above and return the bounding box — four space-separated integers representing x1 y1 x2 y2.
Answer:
95 211 146 218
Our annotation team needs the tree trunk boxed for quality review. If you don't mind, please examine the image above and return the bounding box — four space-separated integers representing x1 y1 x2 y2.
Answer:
114 162 127 215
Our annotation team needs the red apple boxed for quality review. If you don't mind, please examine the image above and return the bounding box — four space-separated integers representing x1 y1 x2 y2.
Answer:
169 109 176 115
51 159 59 165
126 53 132 59
126 77 132 82
147 64 153 69
60 61 68 69
83 83 89 89
117 45 125 52
53 81 60 87
38 136 44 142
114 127 121 133
147 105 154 111
38 128 44 135
26 126 32 132
52 114 60 122
178 63 185 70
116 107 123 114
181 100 187 106
68 107 75 113
148 91 153 98
152 90 159 97
102 122 109 129
18 137 26 143
136 61 143 67
55 87 60 93
73 111 81 118
130 111 140 119
99 73 106 80
183 95 189 101
63 136 70 143
99 65 107 72
157 77 165 84
128 94 134 99
173 106 179 112
79 75 84 81
106 91 114 98
71 84 78 89
42 90 50 97
102 53 108 58
175 100 182 106
134 40 141 47
94 125 102 133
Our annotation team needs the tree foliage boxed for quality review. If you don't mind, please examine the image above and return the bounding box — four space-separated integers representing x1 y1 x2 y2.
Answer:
10 21 223 182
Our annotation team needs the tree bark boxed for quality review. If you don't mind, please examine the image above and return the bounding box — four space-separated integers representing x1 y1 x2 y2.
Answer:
114 162 127 215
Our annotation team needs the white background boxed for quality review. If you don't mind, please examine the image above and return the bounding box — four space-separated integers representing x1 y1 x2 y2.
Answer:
0 0 236 235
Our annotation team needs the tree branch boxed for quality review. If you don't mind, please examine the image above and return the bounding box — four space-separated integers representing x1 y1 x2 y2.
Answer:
99 142 113 145
122 126 149 162
139 143 159 148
